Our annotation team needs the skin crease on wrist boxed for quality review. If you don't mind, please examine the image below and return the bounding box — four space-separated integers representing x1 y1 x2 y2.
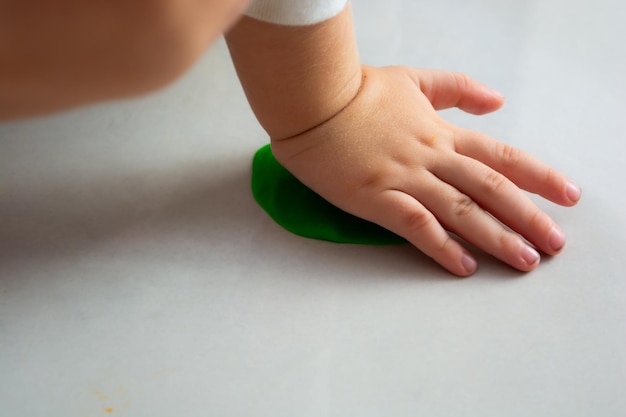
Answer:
225 5 363 141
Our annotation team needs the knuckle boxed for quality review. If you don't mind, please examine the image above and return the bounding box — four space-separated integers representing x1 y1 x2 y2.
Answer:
401 209 435 234
353 165 397 196
544 166 559 187
496 142 522 169
433 235 454 255
452 195 476 218
358 172 386 192
498 227 513 249
481 170 508 194
528 207 549 230
452 72 473 91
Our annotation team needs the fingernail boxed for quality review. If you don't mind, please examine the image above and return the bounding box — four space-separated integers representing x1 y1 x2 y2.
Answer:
521 245 540 266
483 85 505 99
461 252 477 274
566 182 581 203
549 226 566 252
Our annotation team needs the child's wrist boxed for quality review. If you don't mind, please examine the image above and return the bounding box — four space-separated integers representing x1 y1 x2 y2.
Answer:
266 64 363 141
226 3 361 140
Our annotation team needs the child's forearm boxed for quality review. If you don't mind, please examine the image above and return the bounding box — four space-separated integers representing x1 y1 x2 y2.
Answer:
225 4 362 140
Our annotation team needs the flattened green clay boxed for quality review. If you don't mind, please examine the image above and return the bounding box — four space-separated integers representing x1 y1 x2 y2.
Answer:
251 144 406 245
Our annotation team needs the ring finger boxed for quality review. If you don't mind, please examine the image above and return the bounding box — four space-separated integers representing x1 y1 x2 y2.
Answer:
414 170 542 271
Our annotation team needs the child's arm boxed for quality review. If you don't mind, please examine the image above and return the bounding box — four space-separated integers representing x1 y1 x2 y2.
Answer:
226 4 581 276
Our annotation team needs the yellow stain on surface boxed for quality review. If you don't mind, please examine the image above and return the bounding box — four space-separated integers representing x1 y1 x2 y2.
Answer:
95 390 107 401
92 384 131 415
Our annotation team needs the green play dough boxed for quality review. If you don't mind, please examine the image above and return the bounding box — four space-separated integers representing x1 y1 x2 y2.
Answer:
251 144 406 245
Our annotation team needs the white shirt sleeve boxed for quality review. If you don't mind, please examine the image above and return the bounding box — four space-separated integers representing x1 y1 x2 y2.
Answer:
245 0 349 25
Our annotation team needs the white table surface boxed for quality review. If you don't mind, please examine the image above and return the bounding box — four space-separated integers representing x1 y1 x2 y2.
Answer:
1 0 625 416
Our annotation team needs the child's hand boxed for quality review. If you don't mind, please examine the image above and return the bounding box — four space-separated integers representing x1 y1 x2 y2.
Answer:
271 65 581 276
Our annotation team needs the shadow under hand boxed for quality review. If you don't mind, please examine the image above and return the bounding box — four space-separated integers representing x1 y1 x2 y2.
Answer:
0 150 524 284
0 156 255 268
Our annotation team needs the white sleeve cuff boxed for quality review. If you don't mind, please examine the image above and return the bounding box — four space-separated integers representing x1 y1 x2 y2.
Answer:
245 0 349 25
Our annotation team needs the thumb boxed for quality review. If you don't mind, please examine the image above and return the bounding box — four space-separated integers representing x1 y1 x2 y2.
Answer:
413 69 505 115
